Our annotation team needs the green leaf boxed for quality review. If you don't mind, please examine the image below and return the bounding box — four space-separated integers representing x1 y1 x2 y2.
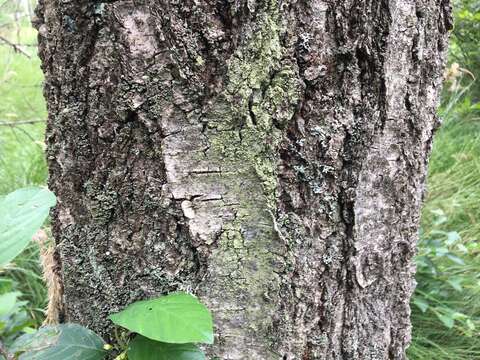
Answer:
456 243 468 253
413 298 429 313
0 187 56 267
0 291 20 316
447 277 463 292
0 278 14 293
431 209 447 225
435 247 449 256
127 335 205 360
445 253 465 265
10 326 60 354
109 292 214 344
466 319 476 331
437 313 455 329
451 312 468 321
10 324 106 360
446 231 461 245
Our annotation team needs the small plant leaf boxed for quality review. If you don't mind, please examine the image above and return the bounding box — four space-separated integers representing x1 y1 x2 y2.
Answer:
445 253 465 265
437 313 455 329
109 292 214 344
9 326 60 354
456 243 468 253
430 209 447 225
413 298 429 313
0 187 56 267
435 247 449 256
466 319 476 331
127 335 205 360
10 324 106 360
447 277 463 292
0 291 20 316
446 231 461 245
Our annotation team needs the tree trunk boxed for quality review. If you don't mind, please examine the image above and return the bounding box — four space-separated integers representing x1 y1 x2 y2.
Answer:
34 0 451 358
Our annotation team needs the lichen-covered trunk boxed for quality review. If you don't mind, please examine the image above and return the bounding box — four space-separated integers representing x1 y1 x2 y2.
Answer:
34 0 451 358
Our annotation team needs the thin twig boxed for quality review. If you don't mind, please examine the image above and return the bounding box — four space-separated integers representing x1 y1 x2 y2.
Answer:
7 42 38 47
0 14 32 28
0 119 45 126
0 35 31 58
7 124 38 144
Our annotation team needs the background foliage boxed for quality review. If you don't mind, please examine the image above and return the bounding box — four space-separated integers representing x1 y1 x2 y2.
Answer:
0 1 479 358
407 1 480 358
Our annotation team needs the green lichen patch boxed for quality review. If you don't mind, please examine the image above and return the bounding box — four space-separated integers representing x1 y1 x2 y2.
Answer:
197 4 301 348
206 7 301 207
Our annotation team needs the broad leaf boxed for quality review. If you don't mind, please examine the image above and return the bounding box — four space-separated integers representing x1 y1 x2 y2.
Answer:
109 292 214 344
10 324 106 360
0 187 56 267
127 335 205 360
10 326 60 354
0 291 20 316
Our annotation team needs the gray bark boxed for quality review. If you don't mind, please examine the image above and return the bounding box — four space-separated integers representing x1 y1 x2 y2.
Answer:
34 0 451 358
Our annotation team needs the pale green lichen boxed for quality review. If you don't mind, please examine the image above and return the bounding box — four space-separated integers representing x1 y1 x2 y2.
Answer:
226 11 282 99
195 55 205 66
208 2 301 209
83 180 118 223
197 2 300 353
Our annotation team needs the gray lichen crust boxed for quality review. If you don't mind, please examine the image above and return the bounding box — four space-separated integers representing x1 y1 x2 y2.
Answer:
34 0 451 359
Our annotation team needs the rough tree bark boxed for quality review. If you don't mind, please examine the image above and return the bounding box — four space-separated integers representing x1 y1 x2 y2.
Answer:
34 0 451 358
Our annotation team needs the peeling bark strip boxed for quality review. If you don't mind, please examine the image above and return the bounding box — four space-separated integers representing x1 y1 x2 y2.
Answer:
34 0 451 358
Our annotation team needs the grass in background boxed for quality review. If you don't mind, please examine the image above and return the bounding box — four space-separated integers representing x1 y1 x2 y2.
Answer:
0 24 47 194
0 21 48 325
408 84 480 359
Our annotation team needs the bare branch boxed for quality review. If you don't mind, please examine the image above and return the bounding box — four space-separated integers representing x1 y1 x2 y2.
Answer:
0 14 31 28
7 42 37 47
0 35 31 58
0 0 9 10
0 119 45 126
